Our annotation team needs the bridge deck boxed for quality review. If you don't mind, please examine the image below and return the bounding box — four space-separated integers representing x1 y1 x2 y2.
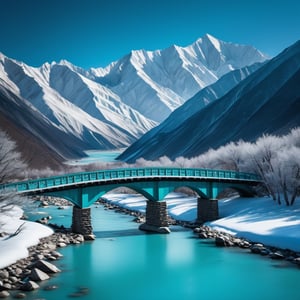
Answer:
1 167 262 194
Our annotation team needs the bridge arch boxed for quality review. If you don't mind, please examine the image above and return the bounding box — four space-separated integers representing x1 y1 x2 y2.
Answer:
213 184 257 199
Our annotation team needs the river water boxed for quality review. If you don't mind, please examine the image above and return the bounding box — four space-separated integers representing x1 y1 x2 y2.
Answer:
22 204 300 300
14 151 300 299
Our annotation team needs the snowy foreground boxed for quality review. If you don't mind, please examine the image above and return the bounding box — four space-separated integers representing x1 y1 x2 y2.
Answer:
1 193 300 269
0 206 53 269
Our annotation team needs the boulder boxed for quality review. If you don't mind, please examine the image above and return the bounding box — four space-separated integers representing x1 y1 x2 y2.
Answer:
251 244 265 254
84 234 96 241
33 260 61 274
270 251 285 260
50 251 63 259
74 234 85 243
29 268 50 281
19 281 39 291
215 236 227 247
198 232 208 239
0 290 10 298
0 272 9 280
13 292 26 299
2 283 11 291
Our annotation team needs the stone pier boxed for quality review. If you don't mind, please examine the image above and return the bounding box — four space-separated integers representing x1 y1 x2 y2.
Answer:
139 201 170 233
71 206 95 240
196 198 219 224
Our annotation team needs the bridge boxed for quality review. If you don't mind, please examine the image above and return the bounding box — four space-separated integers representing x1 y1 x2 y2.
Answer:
1 167 262 237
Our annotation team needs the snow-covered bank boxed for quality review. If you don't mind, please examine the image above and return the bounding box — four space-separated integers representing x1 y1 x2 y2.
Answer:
1 193 300 270
0 206 53 269
103 193 300 252
207 197 300 252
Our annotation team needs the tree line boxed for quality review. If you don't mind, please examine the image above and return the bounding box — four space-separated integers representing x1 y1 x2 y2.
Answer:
1 128 299 208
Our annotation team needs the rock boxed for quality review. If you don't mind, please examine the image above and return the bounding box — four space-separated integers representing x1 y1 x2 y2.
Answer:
13 268 23 276
0 290 10 298
84 234 96 241
215 236 227 247
74 234 84 243
33 260 61 274
8 277 18 284
239 241 251 248
293 257 300 265
193 227 201 233
260 249 270 256
251 244 265 254
270 251 285 260
0 272 9 280
45 243 57 251
19 281 39 291
13 292 26 298
198 232 208 239
50 251 63 259
35 254 45 260
29 268 50 281
139 223 171 234
2 283 11 290
57 242 67 248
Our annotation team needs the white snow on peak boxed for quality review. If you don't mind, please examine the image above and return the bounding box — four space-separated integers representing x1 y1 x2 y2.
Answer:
203 33 222 52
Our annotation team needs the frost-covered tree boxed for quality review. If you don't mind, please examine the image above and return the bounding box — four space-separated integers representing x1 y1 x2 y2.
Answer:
214 141 248 171
0 130 28 212
274 146 300 205
189 148 220 169
246 134 285 203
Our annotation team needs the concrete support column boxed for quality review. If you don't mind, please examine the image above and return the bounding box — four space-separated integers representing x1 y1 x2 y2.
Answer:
196 198 219 224
71 206 95 240
139 201 170 233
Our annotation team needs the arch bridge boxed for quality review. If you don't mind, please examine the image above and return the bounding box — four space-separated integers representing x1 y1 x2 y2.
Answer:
1 167 262 237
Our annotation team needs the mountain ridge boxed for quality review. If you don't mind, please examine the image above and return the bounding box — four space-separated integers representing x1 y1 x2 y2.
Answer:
118 40 300 162
0 34 268 168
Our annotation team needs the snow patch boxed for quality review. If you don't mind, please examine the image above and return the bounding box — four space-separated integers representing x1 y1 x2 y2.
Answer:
0 206 53 269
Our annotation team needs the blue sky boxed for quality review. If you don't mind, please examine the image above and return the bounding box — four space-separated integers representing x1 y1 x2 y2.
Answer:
0 0 299 69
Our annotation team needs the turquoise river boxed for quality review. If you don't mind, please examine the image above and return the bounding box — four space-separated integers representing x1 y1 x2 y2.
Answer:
19 203 300 300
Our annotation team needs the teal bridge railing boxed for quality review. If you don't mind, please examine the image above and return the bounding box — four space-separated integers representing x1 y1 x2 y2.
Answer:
0 167 262 208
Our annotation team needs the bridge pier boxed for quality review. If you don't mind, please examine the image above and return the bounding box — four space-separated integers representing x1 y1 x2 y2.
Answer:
139 201 170 233
196 198 219 224
71 206 95 240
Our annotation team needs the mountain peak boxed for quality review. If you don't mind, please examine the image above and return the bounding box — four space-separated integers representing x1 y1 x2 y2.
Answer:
201 33 222 51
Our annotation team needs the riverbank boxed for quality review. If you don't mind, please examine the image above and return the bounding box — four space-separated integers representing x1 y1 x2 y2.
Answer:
102 193 300 252
1 193 300 297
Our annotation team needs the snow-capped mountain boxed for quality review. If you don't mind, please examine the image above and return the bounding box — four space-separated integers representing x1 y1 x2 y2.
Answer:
89 34 267 122
0 34 267 167
118 40 300 162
